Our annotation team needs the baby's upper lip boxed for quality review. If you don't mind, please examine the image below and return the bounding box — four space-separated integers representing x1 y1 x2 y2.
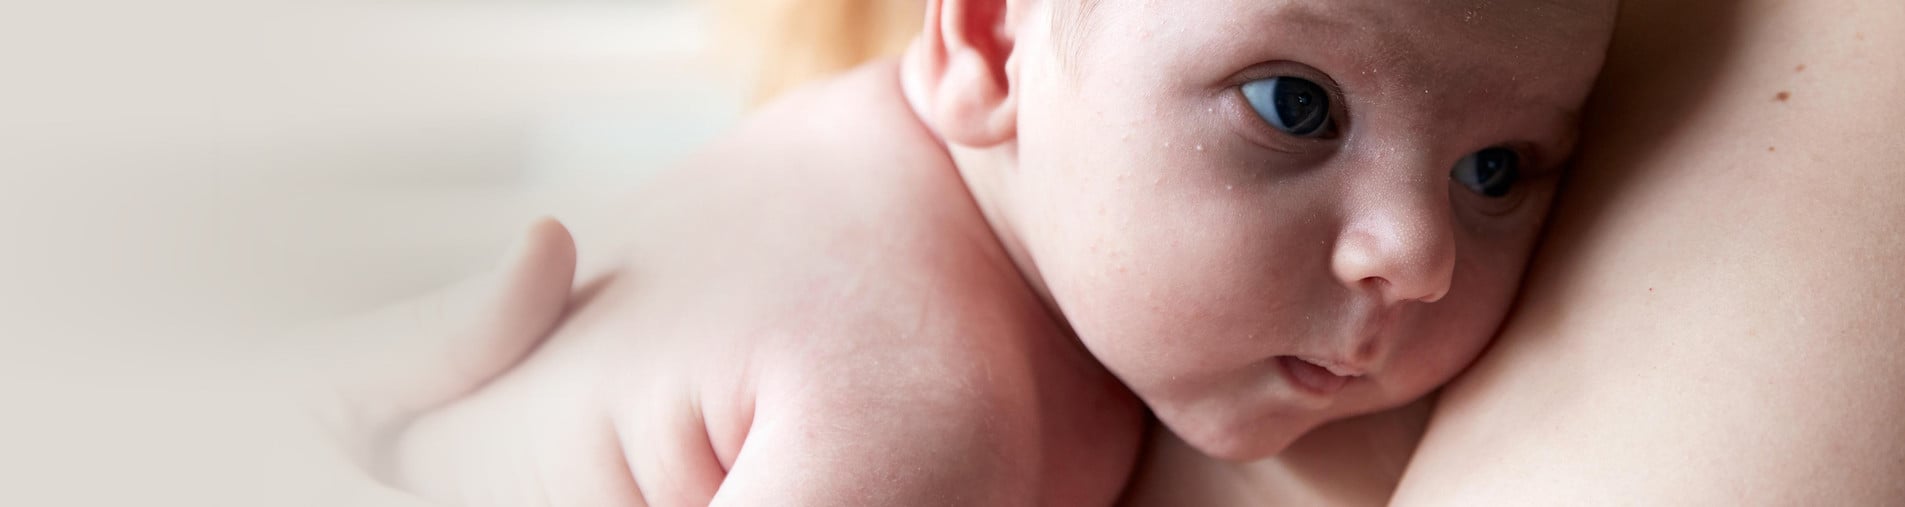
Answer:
1309 302 1402 377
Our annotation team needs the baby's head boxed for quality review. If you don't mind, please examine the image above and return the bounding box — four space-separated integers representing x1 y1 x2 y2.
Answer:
903 0 1615 459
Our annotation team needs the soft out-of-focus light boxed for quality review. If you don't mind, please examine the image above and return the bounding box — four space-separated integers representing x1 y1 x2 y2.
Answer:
0 1 742 505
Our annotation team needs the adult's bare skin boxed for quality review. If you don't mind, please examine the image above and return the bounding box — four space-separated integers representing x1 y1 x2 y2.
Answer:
1393 0 1905 502
1121 0 1903 504
1119 399 1430 505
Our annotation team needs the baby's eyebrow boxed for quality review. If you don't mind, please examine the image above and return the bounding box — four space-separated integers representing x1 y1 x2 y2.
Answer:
1519 106 1585 162
1555 108 1582 139
1534 98 1584 141
1253 1 1353 33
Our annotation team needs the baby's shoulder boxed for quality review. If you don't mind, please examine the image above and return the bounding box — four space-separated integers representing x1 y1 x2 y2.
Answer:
725 258 1137 502
725 303 1084 504
585 61 1142 503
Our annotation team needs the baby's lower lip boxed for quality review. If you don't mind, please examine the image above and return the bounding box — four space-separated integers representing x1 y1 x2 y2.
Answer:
1277 356 1351 396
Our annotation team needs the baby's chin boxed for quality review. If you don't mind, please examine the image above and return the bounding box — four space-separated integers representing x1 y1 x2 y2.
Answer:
1151 400 1325 462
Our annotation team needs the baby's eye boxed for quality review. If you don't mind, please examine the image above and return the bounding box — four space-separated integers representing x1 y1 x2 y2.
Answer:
1451 147 1520 198
1241 76 1333 137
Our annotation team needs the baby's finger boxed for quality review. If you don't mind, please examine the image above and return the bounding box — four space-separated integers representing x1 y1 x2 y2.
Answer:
304 217 578 474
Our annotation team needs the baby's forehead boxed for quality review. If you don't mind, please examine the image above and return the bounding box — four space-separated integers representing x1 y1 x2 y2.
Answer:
1079 0 1614 20
1065 0 1614 99
1070 0 1615 50
1051 0 1616 149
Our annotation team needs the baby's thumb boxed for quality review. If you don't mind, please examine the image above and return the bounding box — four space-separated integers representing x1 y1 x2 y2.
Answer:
304 217 578 478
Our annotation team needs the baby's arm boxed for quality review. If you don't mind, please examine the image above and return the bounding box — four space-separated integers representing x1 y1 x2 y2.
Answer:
317 222 1047 503
383 325 1046 505
713 351 1038 505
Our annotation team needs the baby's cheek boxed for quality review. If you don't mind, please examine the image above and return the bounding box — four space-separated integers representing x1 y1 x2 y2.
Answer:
1389 277 1515 396
1050 240 1221 395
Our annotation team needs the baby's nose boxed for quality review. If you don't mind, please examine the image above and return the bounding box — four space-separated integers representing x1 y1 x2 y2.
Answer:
1329 200 1456 304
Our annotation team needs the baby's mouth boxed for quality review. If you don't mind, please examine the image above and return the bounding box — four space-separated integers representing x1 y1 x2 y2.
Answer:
1277 356 1359 396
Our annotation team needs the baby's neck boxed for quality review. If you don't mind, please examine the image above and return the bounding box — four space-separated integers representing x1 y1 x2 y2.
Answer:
898 49 1065 338
893 55 1146 497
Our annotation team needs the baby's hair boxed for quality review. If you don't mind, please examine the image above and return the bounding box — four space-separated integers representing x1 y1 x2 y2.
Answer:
1050 0 1103 72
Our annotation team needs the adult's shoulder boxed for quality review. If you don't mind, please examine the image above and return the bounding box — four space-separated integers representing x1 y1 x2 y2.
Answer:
1393 0 1905 503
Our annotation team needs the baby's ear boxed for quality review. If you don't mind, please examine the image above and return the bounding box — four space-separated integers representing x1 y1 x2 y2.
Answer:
913 0 1020 148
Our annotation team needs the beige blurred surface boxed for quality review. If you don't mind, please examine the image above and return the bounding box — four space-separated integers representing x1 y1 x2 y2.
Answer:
0 0 744 503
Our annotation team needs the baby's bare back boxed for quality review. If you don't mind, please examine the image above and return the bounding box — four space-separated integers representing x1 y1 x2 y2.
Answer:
390 61 1143 506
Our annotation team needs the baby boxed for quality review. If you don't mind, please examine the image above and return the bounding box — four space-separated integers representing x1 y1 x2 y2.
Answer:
373 0 1615 504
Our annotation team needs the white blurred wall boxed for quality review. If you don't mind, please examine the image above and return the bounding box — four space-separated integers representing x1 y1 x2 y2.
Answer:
0 0 747 504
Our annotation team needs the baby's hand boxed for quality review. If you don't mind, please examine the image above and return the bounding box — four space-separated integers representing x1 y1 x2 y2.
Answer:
296 218 577 493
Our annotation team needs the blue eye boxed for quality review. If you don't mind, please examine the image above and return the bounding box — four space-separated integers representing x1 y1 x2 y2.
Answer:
1452 147 1520 198
1241 76 1333 137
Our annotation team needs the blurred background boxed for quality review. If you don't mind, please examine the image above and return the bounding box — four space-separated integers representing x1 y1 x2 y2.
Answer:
0 0 915 503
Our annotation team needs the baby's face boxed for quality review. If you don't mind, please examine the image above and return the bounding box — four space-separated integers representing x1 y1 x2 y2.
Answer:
1009 0 1613 459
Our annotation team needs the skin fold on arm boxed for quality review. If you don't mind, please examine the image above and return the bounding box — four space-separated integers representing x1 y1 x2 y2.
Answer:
1392 0 1905 503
